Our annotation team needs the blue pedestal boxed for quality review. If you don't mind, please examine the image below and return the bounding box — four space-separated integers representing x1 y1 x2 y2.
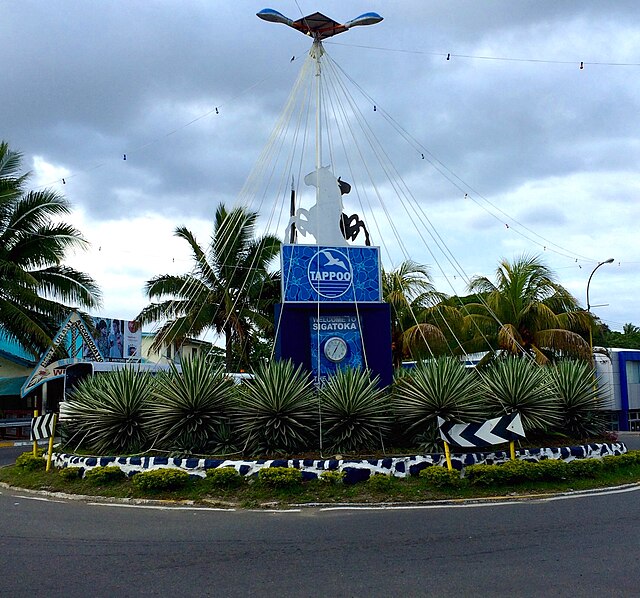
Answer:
274 302 393 387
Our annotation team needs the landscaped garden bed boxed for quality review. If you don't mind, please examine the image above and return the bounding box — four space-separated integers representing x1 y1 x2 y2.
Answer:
3 448 640 508
51 440 627 485
30 352 624 506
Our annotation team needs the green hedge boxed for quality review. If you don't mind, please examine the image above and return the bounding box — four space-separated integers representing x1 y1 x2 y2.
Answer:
463 454 629 486
15 452 45 471
58 466 83 480
85 466 127 485
367 473 395 491
205 467 243 489
419 466 462 488
131 468 191 491
257 467 302 489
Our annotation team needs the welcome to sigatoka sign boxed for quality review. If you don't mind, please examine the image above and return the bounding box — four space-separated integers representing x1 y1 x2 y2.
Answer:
437 413 526 449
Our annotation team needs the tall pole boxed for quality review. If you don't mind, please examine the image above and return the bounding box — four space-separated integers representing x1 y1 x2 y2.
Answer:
586 258 614 356
312 39 323 171
311 39 324 243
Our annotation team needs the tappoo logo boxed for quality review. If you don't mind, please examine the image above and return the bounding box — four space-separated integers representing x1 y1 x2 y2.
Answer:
307 248 353 299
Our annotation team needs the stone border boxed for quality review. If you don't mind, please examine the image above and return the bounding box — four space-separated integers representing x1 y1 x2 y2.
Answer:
52 442 627 485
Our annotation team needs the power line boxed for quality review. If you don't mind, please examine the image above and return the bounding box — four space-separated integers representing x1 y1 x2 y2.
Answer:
326 41 640 68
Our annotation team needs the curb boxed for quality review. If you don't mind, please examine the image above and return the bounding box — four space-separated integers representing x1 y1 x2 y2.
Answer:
0 440 50 448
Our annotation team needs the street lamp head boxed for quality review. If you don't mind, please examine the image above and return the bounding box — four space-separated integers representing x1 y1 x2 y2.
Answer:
257 9 382 40
256 9 294 26
344 12 384 29
586 258 615 312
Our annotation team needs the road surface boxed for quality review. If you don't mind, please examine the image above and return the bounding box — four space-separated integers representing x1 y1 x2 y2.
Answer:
1 481 639 597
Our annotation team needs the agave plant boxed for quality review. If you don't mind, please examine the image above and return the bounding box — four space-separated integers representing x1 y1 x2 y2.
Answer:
481 357 561 432
393 356 486 445
62 367 156 454
319 368 393 453
233 360 317 455
547 359 607 439
147 356 235 454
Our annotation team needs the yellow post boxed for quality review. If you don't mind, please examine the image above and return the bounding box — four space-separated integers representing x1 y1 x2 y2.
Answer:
443 441 453 471
509 440 516 460
32 409 38 457
45 414 58 472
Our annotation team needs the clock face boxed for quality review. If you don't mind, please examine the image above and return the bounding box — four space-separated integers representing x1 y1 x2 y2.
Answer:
324 336 348 363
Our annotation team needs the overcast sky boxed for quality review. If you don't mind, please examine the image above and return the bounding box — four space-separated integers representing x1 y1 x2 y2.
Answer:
3 1 639 334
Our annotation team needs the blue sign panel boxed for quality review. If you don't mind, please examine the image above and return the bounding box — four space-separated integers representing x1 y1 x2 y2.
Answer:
310 315 363 383
281 244 382 303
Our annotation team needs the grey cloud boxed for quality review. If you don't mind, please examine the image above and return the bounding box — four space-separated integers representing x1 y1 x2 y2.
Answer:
3 1 640 324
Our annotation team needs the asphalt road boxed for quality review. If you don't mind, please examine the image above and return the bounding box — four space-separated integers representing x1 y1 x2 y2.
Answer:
2 441 640 597
1 482 640 597
0 445 26 466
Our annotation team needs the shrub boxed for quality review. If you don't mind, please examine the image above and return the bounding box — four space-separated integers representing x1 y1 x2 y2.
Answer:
419 466 462 488
257 467 303 489
15 452 45 471
319 470 346 485
497 459 541 483
205 467 244 489
147 357 235 454
320 368 393 453
63 367 155 454
535 458 569 481
601 455 620 471
481 357 561 432
567 458 602 479
547 360 606 438
85 466 127 485
367 473 395 492
393 357 486 449
131 468 191 491
467 459 570 486
465 463 506 486
58 466 83 480
233 360 317 455
610 451 640 468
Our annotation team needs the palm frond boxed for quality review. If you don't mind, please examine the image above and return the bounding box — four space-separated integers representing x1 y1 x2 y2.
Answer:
320 368 392 453
393 357 487 442
147 357 235 454
233 360 317 455
481 357 561 431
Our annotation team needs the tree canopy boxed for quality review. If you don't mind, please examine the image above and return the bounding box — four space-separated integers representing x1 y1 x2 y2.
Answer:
136 203 281 371
463 254 591 363
0 141 101 355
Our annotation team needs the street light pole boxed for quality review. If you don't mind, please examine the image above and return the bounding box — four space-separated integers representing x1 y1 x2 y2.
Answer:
586 258 614 356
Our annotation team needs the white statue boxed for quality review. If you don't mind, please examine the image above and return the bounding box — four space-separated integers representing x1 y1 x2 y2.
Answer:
286 166 347 246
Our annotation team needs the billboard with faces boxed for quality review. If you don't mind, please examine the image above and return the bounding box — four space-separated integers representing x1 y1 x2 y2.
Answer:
83 317 142 361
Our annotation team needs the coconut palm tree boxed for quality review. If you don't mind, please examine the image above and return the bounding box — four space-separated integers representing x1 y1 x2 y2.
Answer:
382 260 447 367
0 141 101 354
136 203 281 371
465 254 591 363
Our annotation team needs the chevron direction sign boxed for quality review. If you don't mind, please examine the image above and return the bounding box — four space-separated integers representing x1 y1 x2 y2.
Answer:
438 413 526 448
31 413 56 441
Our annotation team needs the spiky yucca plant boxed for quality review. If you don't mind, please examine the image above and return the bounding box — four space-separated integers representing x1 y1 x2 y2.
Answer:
393 356 486 445
147 356 235 454
548 359 606 438
319 368 392 453
481 357 561 431
63 367 156 454
233 360 316 455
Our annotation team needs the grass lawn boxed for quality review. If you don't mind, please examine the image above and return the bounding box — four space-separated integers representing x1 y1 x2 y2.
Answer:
2 455 640 509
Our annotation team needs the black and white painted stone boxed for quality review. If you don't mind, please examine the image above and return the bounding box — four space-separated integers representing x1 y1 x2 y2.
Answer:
52 442 627 485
